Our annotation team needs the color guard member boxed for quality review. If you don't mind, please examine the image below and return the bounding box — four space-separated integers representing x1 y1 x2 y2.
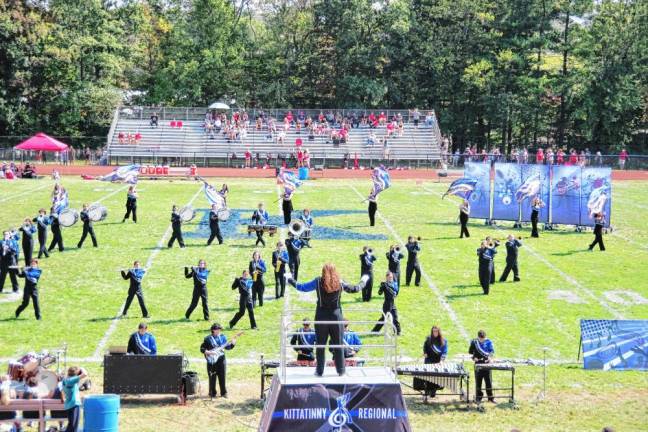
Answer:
360 246 377 302
184 259 210 321
589 213 606 251
122 186 137 223
459 199 470 238
500 234 522 282
167 205 185 248
207 203 223 246
405 236 421 287
77 203 98 248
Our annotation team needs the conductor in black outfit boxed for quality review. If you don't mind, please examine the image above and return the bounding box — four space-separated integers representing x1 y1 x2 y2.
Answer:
168 205 185 248
405 236 421 287
184 259 210 320
121 260 149 318
459 199 470 238
499 234 522 282
77 203 98 248
588 213 606 251
282 191 293 225
122 186 137 223
359 246 377 302
48 208 64 252
287 263 367 376
207 203 223 245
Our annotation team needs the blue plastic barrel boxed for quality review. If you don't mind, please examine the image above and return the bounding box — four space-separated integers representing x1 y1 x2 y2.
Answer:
298 167 309 180
83 394 120 432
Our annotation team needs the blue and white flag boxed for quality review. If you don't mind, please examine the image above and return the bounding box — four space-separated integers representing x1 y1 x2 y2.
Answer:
277 169 302 198
52 189 69 214
200 177 226 210
587 186 608 218
99 164 140 184
368 165 391 200
515 174 541 203
443 177 477 200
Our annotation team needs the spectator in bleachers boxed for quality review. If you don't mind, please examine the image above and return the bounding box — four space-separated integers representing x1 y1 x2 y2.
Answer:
215 117 222 132
397 120 404 137
325 111 335 124
339 128 348 144
425 111 435 127
569 149 578 165
378 112 387 126
295 120 301 134
331 130 340 147
134 132 142 145
382 136 390 159
410 108 421 128
285 111 294 125
255 116 263 130
595 151 602 166
536 148 544 164
368 112 377 128
245 150 252 168
546 147 554 165
618 148 628 169
556 148 565 164
453 149 460 166
170 119 177 128
118 132 126 144
366 131 377 147
297 110 305 125
318 112 325 123
296 148 304 168
303 149 310 168
481 148 488 162
277 129 286 145
150 112 159 128
386 121 396 137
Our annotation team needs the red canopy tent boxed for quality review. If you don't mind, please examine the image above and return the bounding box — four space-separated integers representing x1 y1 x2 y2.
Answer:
15 133 69 152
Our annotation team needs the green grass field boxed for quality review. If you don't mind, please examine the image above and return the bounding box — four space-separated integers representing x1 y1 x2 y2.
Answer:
1 176 647 431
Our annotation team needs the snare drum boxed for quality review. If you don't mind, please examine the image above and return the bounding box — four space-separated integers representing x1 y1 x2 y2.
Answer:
18 354 39 374
88 204 108 222
217 208 230 222
179 205 196 223
58 209 79 227
34 369 59 398
38 352 57 368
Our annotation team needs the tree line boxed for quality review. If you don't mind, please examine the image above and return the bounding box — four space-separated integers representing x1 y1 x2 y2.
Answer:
1 0 646 152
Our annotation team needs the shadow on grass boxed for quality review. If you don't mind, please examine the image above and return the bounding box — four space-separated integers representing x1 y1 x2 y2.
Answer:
551 249 589 256
446 293 484 300
148 318 190 325
88 316 119 322
404 397 474 414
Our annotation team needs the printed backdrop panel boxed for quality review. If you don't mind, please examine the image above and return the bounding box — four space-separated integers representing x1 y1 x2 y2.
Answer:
464 162 491 220
551 165 582 225
492 163 522 221
520 164 550 223
579 167 612 227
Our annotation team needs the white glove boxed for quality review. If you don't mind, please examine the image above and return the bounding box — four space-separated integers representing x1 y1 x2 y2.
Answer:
360 274 370 284
284 272 293 280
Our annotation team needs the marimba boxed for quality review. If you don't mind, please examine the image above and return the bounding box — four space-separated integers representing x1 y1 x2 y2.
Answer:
247 224 278 236
474 362 516 404
396 363 470 402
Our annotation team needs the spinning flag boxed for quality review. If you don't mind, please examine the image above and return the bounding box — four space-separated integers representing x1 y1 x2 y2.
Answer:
277 168 302 199
442 178 477 200
98 164 140 184
368 165 391 200
515 174 541 203
52 189 69 214
587 185 608 218
199 177 226 210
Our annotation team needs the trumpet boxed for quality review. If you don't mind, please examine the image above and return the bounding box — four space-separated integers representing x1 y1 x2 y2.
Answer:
488 239 501 248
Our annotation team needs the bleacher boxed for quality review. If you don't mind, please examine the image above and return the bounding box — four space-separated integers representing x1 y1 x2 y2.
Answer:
106 107 442 166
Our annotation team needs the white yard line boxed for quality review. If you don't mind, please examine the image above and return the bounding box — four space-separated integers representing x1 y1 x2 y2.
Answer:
611 231 648 250
92 186 204 360
349 185 471 342
92 184 129 205
422 184 624 319
0 181 52 203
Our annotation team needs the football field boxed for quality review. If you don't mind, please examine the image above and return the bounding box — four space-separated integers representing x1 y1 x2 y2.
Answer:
1 176 647 431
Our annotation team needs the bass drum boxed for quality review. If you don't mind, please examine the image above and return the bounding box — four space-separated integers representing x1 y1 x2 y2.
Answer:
179 205 196 223
88 204 108 222
34 368 59 397
58 209 79 227
217 208 230 222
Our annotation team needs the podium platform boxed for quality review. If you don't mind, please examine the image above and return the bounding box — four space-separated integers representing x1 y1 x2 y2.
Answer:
259 367 411 432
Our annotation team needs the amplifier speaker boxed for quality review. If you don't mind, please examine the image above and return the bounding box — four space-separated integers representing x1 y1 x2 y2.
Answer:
104 355 182 395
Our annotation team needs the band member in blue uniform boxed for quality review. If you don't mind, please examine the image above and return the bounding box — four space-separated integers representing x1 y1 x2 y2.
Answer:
459 199 470 238
386 245 404 287
299 208 313 247
287 263 367 376
282 191 294 225
18 219 36 267
286 234 304 281
249 250 267 307
77 203 98 249
122 186 137 223
207 203 223 246
200 323 237 398
121 261 149 318
184 259 210 320
360 246 377 302
229 270 257 329
405 236 421 287
127 322 157 355
419 325 449 397
500 234 522 282
167 205 185 248
469 330 495 403
477 240 497 295
0 231 20 293
485 236 499 284
290 318 316 361
48 207 64 253
530 196 544 238
368 196 377 227
589 213 606 251
340 323 362 358
251 203 269 247
272 241 289 298
34 208 51 258
15 259 42 320
371 271 401 335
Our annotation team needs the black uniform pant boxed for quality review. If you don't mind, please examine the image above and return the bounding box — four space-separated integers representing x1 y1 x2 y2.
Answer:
0 262 19 292
78 225 97 248
124 205 137 222
479 263 491 295
500 259 519 281
48 226 64 252
168 226 185 248
391 269 401 288
207 224 223 245
489 261 495 284
589 233 605 251
252 279 265 306
361 274 373 302
15 286 40 319
460 214 470 238
37 231 49 258
531 213 539 238
207 357 226 397
275 271 286 298
371 305 401 335
314 308 345 376
185 288 209 320
123 288 149 317
475 368 494 401
289 256 300 281
405 260 421 286
64 405 80 432
368 202 377 226
282 200 293 225
230 298 256 328
22 242 33 267
255 230 265 247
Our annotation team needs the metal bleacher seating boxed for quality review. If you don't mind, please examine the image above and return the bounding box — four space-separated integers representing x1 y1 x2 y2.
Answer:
106 107 442 167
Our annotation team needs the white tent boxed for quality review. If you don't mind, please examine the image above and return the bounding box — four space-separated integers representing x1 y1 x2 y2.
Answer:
208 102 230 110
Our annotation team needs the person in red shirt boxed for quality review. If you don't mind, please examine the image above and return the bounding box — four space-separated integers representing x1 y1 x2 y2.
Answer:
619 148 628 169
296 149 304 168
285 111 293 124
536 148 544 164
568 149 578 165
118 132 125 144
556 149 564 165
244 150 252 168
353 153 359 169
134 132 142 145
378 112 387 126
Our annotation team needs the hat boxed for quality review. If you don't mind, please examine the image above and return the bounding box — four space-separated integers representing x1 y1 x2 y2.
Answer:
211 323 223 331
